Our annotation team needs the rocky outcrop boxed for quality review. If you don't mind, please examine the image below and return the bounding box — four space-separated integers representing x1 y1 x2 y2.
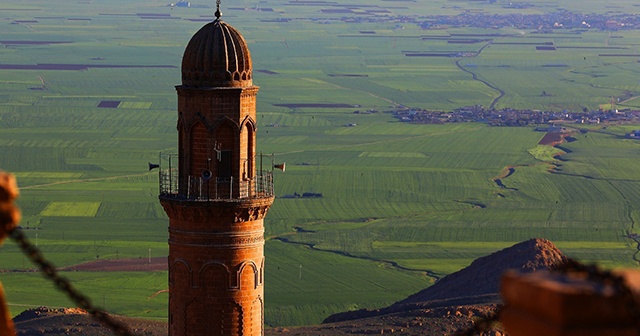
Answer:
324 238 567 324
14 307 167 336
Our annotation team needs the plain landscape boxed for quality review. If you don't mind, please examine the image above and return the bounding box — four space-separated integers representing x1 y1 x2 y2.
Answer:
1 0 640 329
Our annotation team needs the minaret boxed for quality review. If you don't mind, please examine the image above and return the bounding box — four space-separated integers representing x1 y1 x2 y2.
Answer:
158 2 274 335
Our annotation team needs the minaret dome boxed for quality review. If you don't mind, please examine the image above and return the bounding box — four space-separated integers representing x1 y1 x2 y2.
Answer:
181 19 253 88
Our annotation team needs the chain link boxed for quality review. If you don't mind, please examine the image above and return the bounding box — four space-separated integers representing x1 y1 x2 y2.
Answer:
9 227 135 336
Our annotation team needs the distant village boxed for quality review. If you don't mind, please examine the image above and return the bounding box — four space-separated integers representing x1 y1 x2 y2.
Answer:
317 7 640 32
391 105 640 128
228 0 640 32
412 9 639 31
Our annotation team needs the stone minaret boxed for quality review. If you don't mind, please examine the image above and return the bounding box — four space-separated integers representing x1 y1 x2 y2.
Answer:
159 5 274 335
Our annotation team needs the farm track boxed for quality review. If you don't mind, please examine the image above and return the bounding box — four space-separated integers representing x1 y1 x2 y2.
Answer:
454 42 505 109
619 95 640 105
273 236 441 281
20 172 152 189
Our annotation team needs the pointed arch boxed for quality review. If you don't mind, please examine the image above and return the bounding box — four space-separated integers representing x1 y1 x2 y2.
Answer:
200 261 231 290
171 297 192 335
239 115 257 132
185 298 203 335
185 112 211 132
170 259 193 288
176 113 186 132
212 120 236 180
237 260 260 290
240 120 255 181
222 301 243 335
260 257 265 285
251 296 264 336
210 115 240 133
189 120 210 180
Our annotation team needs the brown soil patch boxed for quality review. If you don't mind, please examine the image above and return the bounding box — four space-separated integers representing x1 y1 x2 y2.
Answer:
538 132 564 146
97 100 121 108
61 257 167 272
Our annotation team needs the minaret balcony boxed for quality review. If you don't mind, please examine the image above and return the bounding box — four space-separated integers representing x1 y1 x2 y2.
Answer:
159 172 274 202
157 154 274 202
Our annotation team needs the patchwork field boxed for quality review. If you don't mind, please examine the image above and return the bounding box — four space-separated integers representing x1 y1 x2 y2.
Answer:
1 0 640 328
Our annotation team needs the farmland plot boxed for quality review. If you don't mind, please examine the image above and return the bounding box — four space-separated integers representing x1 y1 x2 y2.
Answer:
1 0 640 328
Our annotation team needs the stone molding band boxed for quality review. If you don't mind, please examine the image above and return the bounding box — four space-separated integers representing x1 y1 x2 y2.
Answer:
169 229 265 248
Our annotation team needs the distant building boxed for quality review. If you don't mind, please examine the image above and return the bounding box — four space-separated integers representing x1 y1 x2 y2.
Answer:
626 130 640 139
173 1 190 7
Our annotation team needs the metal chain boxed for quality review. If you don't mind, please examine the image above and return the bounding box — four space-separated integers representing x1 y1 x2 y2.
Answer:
9 227 135 336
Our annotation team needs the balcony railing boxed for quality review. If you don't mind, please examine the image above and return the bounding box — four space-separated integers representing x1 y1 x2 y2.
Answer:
157 153 274 201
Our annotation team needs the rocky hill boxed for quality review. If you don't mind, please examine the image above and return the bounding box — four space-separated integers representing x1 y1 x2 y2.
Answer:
399 237 567 306
322 238 567 326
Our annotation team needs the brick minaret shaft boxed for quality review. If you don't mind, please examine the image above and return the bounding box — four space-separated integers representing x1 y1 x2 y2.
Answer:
159 11 274 336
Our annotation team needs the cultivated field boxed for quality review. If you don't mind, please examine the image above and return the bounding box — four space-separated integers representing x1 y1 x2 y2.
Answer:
1 0 640 328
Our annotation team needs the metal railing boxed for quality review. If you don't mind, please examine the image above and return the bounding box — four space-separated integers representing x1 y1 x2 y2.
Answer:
157 153 274 201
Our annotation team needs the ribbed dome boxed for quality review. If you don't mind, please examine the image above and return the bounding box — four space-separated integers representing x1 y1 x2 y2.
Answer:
181 19 252 88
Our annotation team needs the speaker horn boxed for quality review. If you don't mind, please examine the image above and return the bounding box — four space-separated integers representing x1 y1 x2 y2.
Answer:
273 163 286 173
202 170 213 180
148 162 160 171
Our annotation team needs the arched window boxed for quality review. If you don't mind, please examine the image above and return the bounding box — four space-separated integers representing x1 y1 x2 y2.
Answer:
214 123 235 180
241 122 255 180
189 121 209 178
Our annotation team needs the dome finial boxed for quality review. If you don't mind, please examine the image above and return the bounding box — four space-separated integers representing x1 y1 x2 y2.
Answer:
215 0 222 20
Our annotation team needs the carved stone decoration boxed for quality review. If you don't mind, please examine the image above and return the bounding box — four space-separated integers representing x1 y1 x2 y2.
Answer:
160 199 273 225
169 229 264 248
222 301 244 336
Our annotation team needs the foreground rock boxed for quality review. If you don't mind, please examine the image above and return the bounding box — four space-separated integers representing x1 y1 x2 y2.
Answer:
14 307 167 336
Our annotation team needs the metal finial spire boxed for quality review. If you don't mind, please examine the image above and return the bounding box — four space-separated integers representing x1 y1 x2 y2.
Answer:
215 0 222 20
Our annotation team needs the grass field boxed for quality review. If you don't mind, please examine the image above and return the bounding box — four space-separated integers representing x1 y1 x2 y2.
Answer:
1 0 640 328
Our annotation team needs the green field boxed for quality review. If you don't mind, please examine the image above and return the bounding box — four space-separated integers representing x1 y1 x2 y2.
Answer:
1 0 640 328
